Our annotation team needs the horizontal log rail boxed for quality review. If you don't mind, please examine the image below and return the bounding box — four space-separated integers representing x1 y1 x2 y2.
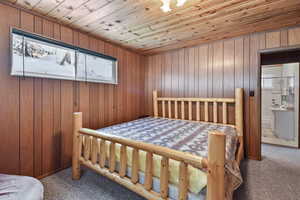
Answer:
78 128 208 169
157 97 235 103
153 92 237 125
81 159 165 200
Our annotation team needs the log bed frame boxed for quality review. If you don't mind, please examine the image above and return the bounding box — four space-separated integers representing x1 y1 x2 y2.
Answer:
72 88 244 200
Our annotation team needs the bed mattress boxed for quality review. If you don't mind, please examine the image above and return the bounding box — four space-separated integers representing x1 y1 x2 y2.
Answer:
95 117 242 199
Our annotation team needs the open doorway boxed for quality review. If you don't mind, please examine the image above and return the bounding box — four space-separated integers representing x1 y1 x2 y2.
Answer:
246 47 300 199
261 63 299 147
260 47 300 149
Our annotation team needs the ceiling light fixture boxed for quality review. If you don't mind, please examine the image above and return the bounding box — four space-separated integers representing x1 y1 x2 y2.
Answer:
160 0 172 12
176 0 187 7
160 0 187 12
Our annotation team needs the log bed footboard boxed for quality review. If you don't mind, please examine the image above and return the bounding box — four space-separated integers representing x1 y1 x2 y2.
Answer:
72 88 243 200
72 112 225 200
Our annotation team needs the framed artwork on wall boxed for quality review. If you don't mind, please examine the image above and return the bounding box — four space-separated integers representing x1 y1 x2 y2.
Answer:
10 28 118 84
85 53 118 84
23 36 76 80
11 33 24 76
75 52 86 81
11 31 76 80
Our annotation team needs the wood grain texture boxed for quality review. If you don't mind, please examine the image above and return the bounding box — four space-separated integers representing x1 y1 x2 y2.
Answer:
72 112 82 180
288 27 300 45
4 0 300 54
91 137 98 165
207 132 225 200
119 145 127 177
0 3 20 175
131 148 139 184
144 152 153 190
33 15 43 177
20 11 34 176
160 156 169 198
60 26 74 169
109 142 116 172
145 26 300 160
99 140 106 168
0 3 145 177
179 162 188 200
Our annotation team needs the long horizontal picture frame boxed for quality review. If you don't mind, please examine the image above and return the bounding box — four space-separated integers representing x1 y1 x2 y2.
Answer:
76 51 118 84
10 28 118 84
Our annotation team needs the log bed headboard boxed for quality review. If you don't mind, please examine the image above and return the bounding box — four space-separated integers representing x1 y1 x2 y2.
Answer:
152 88 244 137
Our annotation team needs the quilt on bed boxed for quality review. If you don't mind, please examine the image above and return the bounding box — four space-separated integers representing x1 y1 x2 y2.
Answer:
96 117 242 199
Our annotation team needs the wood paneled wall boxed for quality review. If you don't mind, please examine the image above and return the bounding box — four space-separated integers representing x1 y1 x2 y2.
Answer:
0 3 145 177
145 26 300 160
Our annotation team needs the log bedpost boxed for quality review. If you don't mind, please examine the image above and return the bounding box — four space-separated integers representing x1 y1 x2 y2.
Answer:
207 131 225 200
72 112 82 180
153 90 158 117
235 88 243 137
235 88 244 163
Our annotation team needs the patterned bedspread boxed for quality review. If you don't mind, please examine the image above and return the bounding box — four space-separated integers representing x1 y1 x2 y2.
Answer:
100 117 237 160
97 117 242 199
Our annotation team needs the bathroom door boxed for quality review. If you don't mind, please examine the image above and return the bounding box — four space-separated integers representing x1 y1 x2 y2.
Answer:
261 63 299 147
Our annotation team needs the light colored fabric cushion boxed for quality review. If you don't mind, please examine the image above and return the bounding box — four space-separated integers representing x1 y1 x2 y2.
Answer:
0 174 43 200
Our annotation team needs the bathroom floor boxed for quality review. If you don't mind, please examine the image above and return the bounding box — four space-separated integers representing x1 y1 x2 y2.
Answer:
262 127 298 147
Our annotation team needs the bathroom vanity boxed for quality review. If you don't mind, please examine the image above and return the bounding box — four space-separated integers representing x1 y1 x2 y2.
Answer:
272 108 295 141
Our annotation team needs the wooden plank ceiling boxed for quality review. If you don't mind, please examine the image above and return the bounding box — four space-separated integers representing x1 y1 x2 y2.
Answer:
4 0 300 54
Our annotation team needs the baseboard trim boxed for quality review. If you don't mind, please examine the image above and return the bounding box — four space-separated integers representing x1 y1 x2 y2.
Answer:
36 165 70 179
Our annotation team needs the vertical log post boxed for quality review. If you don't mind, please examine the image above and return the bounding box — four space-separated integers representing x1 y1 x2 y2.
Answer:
119 145 127 177
222 102 227 124
160 157 169 198
72 112 82 180
213 101 218 123
207 131 225 200
174 101 178 119
181 101 185 120
144 152 153 190
83 136 91 161
204 102 209 122
131 148 139 184
235 88 244 163
168 100 172 118
109 142 116 172
162 101 166 118
91 138 98 165
235 88 244 137
153 90 158 117
196 101 200 121
188 101 192 120
99 139 106 168
179 162 188 200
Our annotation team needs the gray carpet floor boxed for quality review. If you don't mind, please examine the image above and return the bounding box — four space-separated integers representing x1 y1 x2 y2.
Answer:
41 144 300 200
